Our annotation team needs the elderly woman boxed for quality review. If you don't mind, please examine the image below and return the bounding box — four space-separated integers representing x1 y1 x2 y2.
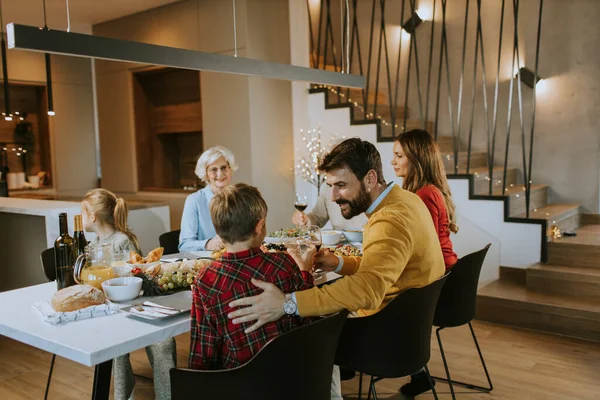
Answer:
179 146 238 251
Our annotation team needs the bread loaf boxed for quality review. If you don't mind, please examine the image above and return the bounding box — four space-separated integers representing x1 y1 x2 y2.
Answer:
51 284 106 312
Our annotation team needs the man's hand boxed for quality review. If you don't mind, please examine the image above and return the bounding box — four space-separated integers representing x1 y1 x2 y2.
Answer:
228 279 286 333
313 249 340 272
206 235 224 251
286 243 316 272
291 211 308 227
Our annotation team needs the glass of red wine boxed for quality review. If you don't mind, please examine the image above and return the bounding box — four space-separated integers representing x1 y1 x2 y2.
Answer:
299 225 326 280
294 193 308 228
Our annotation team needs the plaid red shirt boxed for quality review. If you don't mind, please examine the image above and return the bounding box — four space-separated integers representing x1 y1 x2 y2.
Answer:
189 247 315 370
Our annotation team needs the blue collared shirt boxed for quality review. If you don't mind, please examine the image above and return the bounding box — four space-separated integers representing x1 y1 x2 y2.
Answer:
179 186 217 251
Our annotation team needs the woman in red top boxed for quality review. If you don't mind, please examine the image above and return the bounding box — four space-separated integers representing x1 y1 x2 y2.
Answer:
391 129 458 396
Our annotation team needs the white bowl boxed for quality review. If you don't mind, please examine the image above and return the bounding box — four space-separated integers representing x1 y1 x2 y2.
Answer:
102 277 143 302
321 230 343 245
112 266 133 277
343 229 363 243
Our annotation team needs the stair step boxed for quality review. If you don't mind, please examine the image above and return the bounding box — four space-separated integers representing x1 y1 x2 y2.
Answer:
441 151 488 170
548 224 600 269
346 88 389 110
372 103 410 120
503 184 549 217
436 135 457 153
448 166 518 194
527 263 600 300
476 279 600 341
516 204 581 233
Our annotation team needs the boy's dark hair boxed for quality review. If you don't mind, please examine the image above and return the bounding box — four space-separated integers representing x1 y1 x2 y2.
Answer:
210 183 268 244
318 138 385 184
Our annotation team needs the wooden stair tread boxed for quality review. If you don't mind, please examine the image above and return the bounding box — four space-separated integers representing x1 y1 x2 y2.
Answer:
528 263 600 281
516 203 580 221
490 184 547 197
552 224 600 246
478 279 600 316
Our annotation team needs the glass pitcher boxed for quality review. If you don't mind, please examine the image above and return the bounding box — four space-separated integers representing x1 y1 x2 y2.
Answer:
74 243 115 289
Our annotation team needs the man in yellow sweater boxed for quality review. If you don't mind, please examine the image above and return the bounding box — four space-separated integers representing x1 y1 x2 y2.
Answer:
228 138 445 397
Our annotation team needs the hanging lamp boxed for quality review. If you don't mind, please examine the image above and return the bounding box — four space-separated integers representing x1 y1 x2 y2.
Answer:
0 0 11 121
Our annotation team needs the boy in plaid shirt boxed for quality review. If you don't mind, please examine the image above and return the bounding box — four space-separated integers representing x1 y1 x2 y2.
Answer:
189 183 315 369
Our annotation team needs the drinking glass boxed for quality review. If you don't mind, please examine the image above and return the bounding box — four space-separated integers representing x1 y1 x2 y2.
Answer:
300 225 326 280
294 193 308 229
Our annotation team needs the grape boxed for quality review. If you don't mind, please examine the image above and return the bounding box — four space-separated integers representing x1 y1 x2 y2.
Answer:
168 282 175 289
187 277 194 284
162 283 169 291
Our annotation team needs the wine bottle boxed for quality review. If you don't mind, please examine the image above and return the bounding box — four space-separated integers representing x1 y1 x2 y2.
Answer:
73 214 88 257
54 213 76 290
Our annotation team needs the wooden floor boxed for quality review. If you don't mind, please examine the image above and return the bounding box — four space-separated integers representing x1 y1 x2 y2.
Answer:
0 321 599 399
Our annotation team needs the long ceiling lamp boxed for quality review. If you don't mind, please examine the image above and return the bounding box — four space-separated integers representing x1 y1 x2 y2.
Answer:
42 0 54 116
0 0 11 121
5 4 365 89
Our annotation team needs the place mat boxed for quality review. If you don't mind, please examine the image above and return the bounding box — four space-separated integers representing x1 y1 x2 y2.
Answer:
122 290 192 321
32 301 121 325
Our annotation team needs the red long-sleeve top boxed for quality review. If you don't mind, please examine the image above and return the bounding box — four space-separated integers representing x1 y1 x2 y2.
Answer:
416 185 458 269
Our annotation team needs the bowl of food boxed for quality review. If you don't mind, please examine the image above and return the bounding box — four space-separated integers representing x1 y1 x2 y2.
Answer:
321 230 343 246
343 229 363 243
102 277 143 302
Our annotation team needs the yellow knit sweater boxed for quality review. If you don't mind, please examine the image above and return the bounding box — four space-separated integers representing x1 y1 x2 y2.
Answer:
296 185 445 317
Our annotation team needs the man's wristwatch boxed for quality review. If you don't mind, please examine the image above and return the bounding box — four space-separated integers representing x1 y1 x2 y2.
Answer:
283 293 297 315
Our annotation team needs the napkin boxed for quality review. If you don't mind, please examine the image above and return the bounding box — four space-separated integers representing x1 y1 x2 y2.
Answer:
31 301 121 325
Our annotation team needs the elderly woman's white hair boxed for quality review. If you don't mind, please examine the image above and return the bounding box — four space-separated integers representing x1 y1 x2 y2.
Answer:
194 146 238 182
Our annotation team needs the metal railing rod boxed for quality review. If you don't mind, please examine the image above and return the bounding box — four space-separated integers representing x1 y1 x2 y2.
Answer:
454 0 470 173
441 0 456 168
364 0 378 117
306 0 317 68
379 0 395 137
424 0 437 127
512 0 528 205
526 0 544 218
502 9 519 196
466 10 480 174
315 0 325 69
392 0 407 135
489 0 506 195
373 0 384 119
476 0 492 185
408 0 424 128
402 29 414 132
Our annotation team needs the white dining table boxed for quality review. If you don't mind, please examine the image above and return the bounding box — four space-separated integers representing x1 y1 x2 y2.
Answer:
0 281 191 400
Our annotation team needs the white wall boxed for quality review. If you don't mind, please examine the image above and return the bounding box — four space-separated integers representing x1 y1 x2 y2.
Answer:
93 0 296 233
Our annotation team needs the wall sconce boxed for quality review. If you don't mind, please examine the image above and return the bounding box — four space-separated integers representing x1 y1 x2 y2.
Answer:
401 12 423 35
518 67 543 89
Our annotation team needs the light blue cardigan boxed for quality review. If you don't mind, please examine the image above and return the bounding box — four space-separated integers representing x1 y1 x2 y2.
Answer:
178 186 217 251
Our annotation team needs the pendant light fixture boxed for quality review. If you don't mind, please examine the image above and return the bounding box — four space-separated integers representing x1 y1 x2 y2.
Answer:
42 0 54 116
6 0 365 89
0 0 11 121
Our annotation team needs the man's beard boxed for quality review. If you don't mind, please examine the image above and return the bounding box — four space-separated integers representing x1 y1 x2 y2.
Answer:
337 183 371 219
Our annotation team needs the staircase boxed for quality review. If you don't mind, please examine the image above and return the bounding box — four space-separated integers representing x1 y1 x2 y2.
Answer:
309 85 600 342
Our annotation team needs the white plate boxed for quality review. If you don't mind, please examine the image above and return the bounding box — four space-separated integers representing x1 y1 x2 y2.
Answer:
126 260 161 270
122 290 192 321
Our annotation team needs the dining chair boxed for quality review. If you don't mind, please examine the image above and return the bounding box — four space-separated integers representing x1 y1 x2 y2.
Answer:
170 310 349 400
40 247 56 400
334 275 448 400
432 244 493 399
159 229 181 255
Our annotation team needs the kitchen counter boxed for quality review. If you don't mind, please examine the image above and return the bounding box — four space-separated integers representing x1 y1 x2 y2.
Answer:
0 197 171 292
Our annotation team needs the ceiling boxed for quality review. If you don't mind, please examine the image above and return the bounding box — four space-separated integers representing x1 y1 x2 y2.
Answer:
2 0 183 33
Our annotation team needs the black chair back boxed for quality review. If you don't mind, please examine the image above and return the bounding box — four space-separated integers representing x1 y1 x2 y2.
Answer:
41 247 55 282
159 229 181 255
433 244 491 328
170 310 349 400
335 275 448 379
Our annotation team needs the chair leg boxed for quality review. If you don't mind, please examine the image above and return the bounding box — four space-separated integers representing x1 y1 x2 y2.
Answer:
424 365 439 400
366 375 373 400
358 372 363 400
431 323 494 393
44 354 56 400
436 327 456 400
468 321 494 391
367 376 381 400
